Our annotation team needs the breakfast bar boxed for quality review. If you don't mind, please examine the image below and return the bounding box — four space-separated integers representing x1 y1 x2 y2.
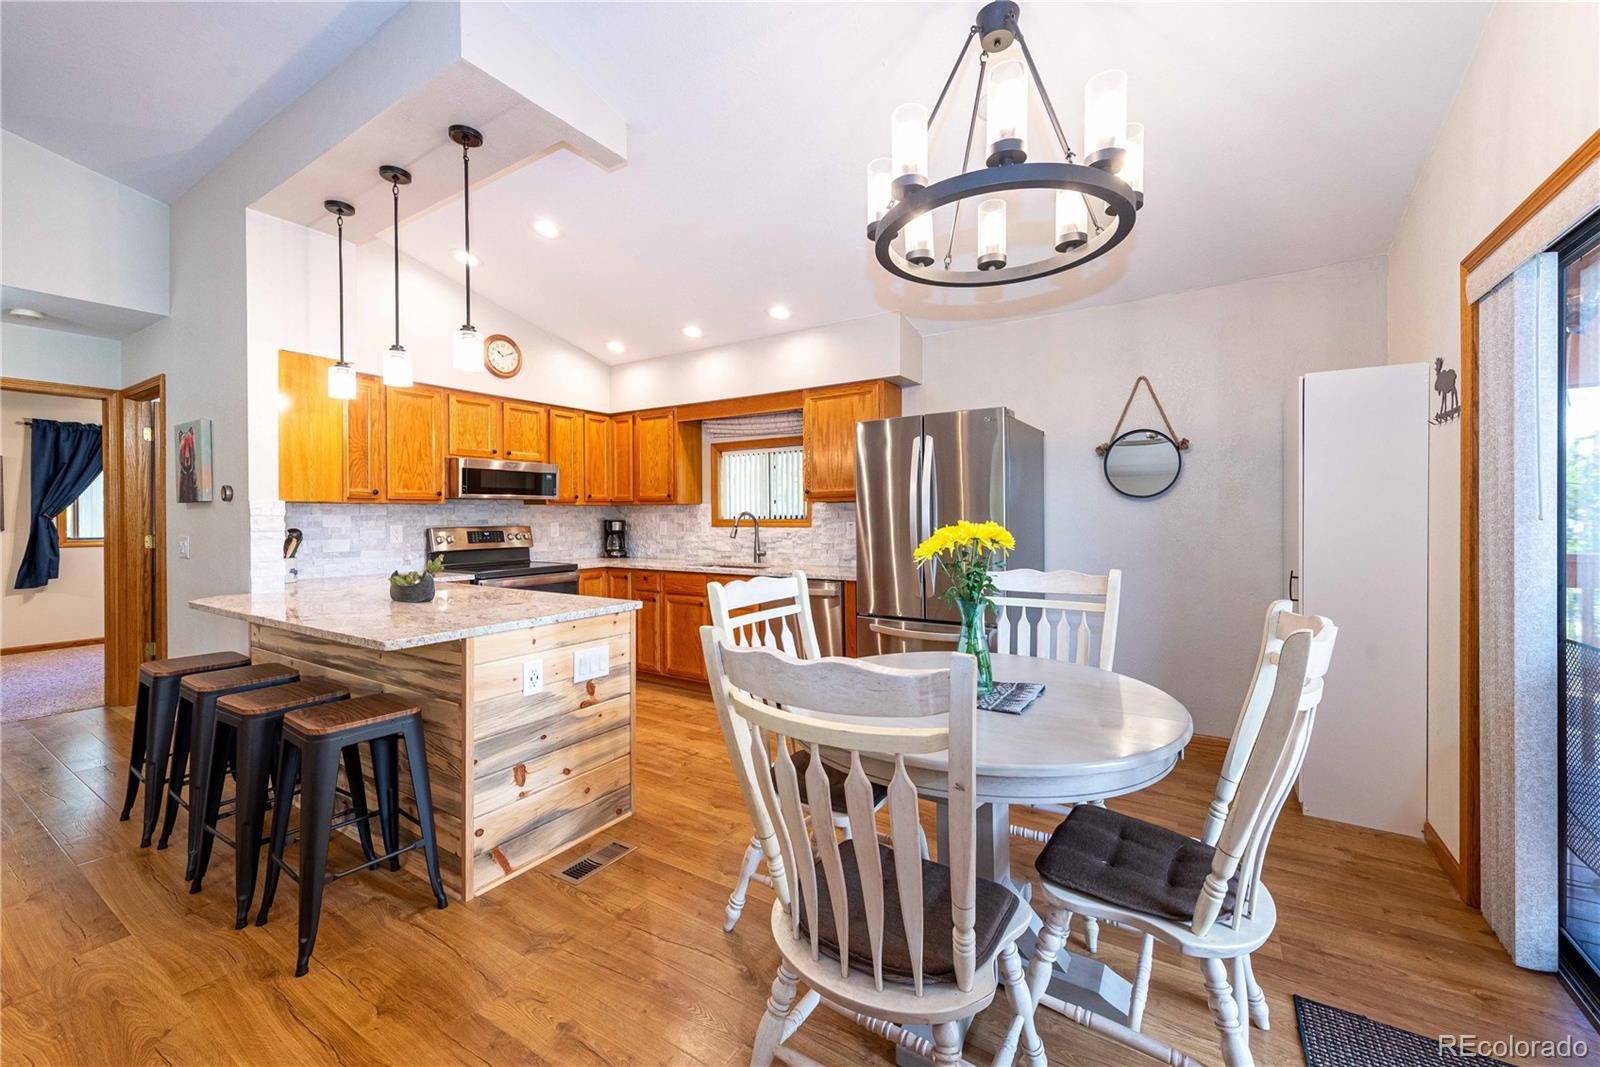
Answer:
190 578 639 901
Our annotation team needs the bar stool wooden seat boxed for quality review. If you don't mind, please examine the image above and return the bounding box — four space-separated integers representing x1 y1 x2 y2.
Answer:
193 678 354 928
124 651 252 846
159 662 299 878
256 692 447 976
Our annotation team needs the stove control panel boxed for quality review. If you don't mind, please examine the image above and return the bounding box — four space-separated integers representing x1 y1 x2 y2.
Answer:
424 525 533 552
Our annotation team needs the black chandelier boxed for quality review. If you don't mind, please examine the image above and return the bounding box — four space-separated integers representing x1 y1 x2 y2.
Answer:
866 0 1144 288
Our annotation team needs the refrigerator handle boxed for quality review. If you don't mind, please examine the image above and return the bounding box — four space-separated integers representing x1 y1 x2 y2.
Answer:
921 435 936 597
908 433 923 555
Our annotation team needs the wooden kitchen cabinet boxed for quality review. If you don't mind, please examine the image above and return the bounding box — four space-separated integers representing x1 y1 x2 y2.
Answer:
447 392 501 458
583 413 613 503
662 572 712 681
611 414 634 503
606 570 631 598
502 402 548 462
577 569 607 597
548 408 584 503
278 350 345 502
385 384 447 502
344 373 386 501
803 380 901 502
633 572 663 675
634 410 702 504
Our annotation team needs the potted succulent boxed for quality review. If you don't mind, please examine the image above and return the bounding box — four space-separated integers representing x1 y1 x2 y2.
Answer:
390 554 445 603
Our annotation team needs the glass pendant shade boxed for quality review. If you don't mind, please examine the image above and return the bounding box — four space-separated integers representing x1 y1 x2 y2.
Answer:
1084 69 1128 166
1123 122 1145 202
454 324 482 372
986 58 1028 164
866 157 893 231
891 103 929 190
384 344 413 387
1055 190 1089 251
977 198 1007 270
327 360 357 400
903 210 934 267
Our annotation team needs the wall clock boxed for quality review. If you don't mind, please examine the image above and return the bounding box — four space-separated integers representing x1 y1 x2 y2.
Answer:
484 334 522 378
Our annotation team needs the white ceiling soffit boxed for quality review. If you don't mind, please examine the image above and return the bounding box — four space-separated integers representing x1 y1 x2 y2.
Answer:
0 285 165 340
384 1 1489 363
0 2 407 202
250 2 626 245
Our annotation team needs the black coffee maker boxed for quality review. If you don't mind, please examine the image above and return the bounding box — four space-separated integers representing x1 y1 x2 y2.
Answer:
602 519 628 558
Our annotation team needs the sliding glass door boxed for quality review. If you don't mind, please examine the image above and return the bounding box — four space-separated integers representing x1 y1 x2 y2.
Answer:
1559 210 1600 1014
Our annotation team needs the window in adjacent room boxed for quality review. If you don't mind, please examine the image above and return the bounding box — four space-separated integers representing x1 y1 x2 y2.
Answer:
57 470 105 547
712 436 809 526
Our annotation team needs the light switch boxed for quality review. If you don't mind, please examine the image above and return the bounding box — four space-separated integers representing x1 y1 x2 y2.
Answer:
178 536 192 559
572 645 610 683
522 657 544 696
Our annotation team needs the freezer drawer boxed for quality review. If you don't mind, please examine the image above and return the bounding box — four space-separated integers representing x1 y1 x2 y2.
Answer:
855 616 964 658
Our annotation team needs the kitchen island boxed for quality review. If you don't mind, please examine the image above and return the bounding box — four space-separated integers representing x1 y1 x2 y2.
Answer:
190 578 639 901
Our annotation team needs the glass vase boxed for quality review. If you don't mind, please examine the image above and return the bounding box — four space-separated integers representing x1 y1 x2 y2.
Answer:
955 597 995 697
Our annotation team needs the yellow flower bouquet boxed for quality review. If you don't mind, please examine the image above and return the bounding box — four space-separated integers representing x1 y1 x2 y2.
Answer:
913 520 1015 696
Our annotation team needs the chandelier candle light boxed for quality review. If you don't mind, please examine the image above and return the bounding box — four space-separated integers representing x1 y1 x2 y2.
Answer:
324 199 357 400
867 0 1144 287
450 124 484 372
379 164 414 387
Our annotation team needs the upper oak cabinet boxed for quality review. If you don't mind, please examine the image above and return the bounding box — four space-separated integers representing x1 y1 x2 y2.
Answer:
611 414 635 503
278 350 345 503
634 409 702 504
502 402 548 462
547 407 584 503
803 380 902 502
344 373 385 501
385 384 447 501
583 412 613 503
446 393 501 458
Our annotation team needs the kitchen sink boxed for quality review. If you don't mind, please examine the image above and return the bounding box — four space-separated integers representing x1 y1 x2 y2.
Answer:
693 561 771 571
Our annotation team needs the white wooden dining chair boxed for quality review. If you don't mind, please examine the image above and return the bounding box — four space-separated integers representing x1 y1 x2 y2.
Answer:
991 567 1121 952
709 572 900 933
1020 603 1337 1067
702 628 1046 1067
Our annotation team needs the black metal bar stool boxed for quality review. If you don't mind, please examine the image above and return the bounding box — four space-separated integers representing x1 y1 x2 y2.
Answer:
124 651 251 846
158 662 300 877
194 678 354 928
256 693 447 976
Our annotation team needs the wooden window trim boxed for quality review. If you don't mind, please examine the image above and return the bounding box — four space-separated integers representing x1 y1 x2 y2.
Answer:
710 435 811 528
55 508 104 548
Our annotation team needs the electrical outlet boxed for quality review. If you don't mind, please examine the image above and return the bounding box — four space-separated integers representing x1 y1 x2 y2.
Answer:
389 523 404 546
572 645 610 683
522 657 544 696
178 536 192 559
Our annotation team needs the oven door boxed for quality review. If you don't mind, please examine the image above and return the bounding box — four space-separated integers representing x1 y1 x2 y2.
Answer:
475 571 579 594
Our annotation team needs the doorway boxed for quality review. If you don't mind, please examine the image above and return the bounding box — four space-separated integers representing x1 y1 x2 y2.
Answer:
1558 210 1600 1018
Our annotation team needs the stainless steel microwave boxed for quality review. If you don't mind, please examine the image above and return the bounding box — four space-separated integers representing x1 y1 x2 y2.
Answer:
448 457 560 501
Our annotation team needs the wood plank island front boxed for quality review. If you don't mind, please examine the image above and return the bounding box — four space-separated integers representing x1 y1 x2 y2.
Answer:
190 578 639 901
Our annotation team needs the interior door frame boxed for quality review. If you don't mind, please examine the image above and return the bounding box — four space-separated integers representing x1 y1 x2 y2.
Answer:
1456 129 1600 907
1 373 166 707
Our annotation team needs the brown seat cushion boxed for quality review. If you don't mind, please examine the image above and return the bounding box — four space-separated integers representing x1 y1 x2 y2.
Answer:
1033 803 1236 922
179 662 299 695
218 679 351 717
140 651 250 679
285 692 418 737
788 748 887 815
799 845 1021 984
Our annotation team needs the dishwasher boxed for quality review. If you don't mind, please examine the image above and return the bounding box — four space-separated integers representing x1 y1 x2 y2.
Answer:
807 580 845 658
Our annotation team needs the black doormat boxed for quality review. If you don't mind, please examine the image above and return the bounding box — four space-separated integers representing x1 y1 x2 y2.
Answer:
1294 995 1513 1066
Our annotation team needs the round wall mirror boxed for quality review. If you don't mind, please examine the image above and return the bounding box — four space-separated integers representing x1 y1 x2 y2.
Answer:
1103 428 1182 498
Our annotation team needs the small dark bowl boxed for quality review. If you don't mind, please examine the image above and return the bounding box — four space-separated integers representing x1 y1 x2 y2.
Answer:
390 572 436 603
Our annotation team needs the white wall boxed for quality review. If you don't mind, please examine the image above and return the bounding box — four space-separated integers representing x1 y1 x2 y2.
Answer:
1 390 105 650
610 313 923 411
1386 0 1600 861
1 323 121 389
908 256 1389 738
1 130 169 333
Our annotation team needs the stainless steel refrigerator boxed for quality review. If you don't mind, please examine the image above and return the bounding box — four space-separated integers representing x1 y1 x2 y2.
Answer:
855 408 1044 655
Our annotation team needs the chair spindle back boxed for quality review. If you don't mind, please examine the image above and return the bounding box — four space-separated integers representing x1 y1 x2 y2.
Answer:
707 571 820 661
989 568 1122 670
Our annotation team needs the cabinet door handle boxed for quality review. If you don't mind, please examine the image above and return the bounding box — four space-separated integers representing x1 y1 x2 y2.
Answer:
371 489 379 496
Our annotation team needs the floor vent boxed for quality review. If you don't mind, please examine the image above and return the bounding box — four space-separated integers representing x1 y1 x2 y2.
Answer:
555 841 635 884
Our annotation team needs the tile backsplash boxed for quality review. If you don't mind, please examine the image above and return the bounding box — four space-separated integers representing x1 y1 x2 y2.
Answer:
282 500 856 579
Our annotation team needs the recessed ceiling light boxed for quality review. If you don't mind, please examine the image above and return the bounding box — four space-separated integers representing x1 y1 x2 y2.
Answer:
768 304 791 321
532 218 561 239
453 249 480 267
606 340 626 354
682 324 703 339
7 308 45 320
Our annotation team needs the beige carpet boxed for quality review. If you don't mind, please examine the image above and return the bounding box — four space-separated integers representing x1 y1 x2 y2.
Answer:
1 645 105 723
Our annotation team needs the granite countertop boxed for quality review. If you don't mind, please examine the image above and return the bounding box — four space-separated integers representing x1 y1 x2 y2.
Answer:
191 577 640 652
563 556 856 582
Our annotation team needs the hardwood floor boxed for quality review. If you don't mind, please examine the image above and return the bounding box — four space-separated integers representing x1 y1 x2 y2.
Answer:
3 679 1593 1066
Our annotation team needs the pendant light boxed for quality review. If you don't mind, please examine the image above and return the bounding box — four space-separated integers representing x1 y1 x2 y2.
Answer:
450 124 484 372
324 199 357 400
378 164 414 387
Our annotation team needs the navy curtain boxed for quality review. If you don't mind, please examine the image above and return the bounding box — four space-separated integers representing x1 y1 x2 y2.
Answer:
16 419 103 590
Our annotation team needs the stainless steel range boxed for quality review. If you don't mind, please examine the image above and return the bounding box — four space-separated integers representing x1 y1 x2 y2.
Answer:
424 524 579 592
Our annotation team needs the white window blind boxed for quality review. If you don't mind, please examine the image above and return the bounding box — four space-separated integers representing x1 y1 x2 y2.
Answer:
67 471 105 541
718 442 805 521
